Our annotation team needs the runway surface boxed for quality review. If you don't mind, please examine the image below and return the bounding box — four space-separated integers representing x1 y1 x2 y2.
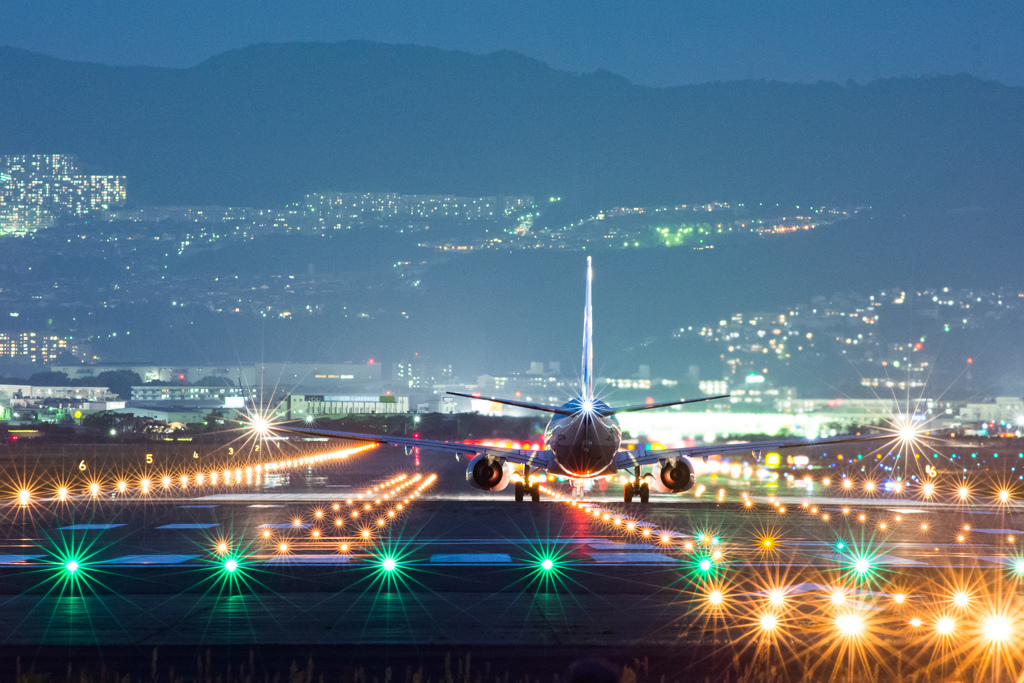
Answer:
1 449 1022 659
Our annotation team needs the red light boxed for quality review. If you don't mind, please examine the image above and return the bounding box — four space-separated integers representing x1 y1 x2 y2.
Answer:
966 358 973 364
515 392 521 397
179 374 185 380
914 342 923 350
645 397 654 405
368 358 374 364
385 390 391 395
413 433 420 439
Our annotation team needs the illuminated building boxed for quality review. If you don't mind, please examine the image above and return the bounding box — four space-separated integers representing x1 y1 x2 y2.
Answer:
286 394 409 419
0 155 126 235
0 332 78 363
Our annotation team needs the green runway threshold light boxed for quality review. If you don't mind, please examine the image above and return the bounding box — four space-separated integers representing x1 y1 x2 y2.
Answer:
835 541 846 551
540 558 554 571
1014 560 1024 576
854 557 871 574
224 559 238 573
382 557 397 572
698 558 712 573
65 560 79 573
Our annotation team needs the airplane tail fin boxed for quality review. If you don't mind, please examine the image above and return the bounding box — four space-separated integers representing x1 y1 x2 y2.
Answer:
582 256 593 400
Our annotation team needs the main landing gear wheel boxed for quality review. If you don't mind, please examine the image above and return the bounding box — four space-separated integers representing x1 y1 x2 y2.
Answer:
624 482 634 503
514 481 524 502
638 482 650 504
530 482 541 502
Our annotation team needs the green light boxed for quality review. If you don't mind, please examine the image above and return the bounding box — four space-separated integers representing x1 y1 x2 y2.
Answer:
854 557 871 574
711 537 720 545
698 558 712 572
540 558 554 571
65 560 79 573
224 559 238 573
836 541 846 551
382 557 397 572
1014 560 1024 575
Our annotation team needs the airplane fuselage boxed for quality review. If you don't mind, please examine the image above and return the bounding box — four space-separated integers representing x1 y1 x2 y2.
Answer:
543 399 621 478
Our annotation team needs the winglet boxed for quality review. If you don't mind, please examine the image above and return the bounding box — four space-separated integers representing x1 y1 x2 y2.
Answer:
582 256 593 400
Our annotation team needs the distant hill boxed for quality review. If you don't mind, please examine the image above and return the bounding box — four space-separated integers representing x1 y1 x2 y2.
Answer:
1 41 1022 208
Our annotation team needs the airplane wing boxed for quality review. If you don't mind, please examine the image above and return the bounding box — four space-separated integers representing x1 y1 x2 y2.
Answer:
445 392 730 415
614 432 896 469
445 392 576 415
598 395 729 416
270 423 552 469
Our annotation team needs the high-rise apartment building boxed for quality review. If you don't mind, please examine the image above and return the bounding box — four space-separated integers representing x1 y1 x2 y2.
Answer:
0 155 126 235
0 332 79 363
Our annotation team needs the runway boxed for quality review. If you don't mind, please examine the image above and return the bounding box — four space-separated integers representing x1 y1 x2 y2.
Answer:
1 449 1023 679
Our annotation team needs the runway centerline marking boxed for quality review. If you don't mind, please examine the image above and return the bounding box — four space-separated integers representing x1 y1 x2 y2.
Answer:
102 554 199 565
430 553 512 564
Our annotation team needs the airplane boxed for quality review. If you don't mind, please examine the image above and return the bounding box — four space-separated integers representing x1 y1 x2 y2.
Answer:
266 257 902 503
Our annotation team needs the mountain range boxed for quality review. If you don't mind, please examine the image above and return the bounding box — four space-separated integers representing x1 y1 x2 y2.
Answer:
1 41 1022 209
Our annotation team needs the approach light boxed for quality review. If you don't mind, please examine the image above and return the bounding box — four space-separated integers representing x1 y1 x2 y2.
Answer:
768 590 786 607
118 480 127 493
893 593 906 604
982 615 1011 643
999 490 1010 503
162 477 171 488
760 613 779 632
923 483 935 497
382 557 397 572
89 483 100 496
57 487 69 501
65 560 79 573
18 489 30 505
707 590 723 606
224 559 238 573
936 617 955 635
898 424 917 441
908 617 922 628
250 416 270 435
835 614 863 636
953 591 970 608
278 543 288 553
958 486 970 500
217 542 228 554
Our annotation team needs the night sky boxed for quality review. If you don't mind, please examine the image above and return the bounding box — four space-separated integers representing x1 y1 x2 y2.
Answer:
1 0 1022 86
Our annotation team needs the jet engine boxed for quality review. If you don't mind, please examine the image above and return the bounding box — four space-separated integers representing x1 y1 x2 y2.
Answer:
650 457 695 493
466 454 511 491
